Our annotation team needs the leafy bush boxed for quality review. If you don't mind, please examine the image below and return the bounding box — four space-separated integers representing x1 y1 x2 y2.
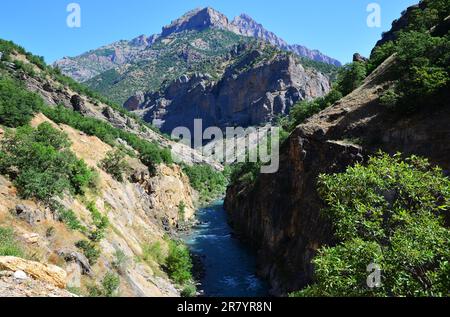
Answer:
166 240 193 285
294 153 450 297
87 272 120 297
99 150 130 182
178 201 186 222
101 272 120 297
366 3 450 112
390 31 448 111
75 240 101 265
86 201 109 242
0 227 25 257
335 62 367 96
0 77 43 127
181 283 197 297
0 124 96 201
367 41 396 73
58 207 86 232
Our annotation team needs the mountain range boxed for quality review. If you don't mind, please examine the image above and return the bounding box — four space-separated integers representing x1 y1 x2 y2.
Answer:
55 7 340 83
54 7 337 134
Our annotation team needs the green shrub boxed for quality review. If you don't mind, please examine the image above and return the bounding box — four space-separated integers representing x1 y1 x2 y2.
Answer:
13 60 35 76
112 249 128 273
368 41 396 73
99 150 130 182
86 201 109 242
281 88 343 133
41 105 173 170
166 240 193 285
181 283 197 297
0 77 43 127
75 240 101 265
294 153 450 297
58 208 86 232
33 122 71 149
0 227 25 257
101 272 120 297
0 124 96 201
335 62 367 96
379 88 401 109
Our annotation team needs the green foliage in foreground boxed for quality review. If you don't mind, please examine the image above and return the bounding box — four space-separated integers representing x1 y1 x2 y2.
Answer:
292 153 450 297
0 123 97 202
0 226 25 257
166 240 194 285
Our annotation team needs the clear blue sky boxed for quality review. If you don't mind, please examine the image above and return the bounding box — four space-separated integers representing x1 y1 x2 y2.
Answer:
0 0 418 64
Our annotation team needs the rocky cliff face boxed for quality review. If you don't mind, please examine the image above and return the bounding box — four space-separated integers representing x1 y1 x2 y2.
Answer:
126 44 330 135
0 113 197 297
224 55 450 295
0 48 205 297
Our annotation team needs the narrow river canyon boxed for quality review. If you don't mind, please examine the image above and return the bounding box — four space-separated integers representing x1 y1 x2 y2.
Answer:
183 201 269 297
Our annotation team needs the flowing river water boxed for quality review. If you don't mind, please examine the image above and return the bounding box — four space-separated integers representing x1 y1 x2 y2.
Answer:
182 201 269 297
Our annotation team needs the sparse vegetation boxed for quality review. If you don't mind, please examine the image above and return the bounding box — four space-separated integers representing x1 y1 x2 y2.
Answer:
99 150 130 182
112 249 128 273
142 241 166 266
0 227 25 257
75 240 101 265
86 201 109 242
58 207 86 232
101 272 120 297
178 201 186 222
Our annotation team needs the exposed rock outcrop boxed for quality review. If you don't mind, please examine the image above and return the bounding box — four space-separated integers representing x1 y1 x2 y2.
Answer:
224 55 450 295
0 257 67 288
0 271 75 297
134 51 330 135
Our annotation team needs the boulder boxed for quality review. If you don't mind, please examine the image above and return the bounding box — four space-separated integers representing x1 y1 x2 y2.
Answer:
13 204 54 225
353 53 368 63
70 95 87 114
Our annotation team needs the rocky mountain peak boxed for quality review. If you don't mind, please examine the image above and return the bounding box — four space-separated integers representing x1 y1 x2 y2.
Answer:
230 13 288 49
161 7 230 37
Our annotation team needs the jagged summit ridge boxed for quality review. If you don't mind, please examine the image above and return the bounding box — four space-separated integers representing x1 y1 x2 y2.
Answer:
54 7 341 83
158 7 341 66
161 7 230 36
